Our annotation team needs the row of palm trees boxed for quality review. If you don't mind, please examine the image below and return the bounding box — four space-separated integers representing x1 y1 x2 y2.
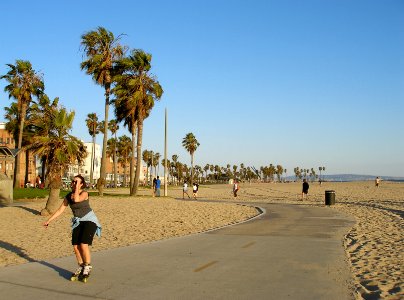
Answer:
80 27 163 196
1 26 163 213
293 166 326 181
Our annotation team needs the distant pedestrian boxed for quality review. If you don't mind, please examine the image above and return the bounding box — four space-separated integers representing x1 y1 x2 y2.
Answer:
302 178 309 200
183 181 190 199
152 177 157 197
192 183 199 199
155 176 161 197
233 180 239 197
375 177 381 188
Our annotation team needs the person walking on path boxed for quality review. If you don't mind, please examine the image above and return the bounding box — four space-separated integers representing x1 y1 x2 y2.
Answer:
233 180 240 197
43 174 101 281
183 181 191 199
155 176 161 197
302 178 309 200
192 182 199 199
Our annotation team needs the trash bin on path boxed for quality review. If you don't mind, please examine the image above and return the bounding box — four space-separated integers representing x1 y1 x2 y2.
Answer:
325 190 335 205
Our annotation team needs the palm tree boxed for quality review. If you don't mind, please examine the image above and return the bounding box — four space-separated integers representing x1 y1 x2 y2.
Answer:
172 155 179 184
108 119 119 188
142 150 152 185
153 152 161 177
276 165 284 182
182 133 200 184
114 49 163 195
28 105 86 215
4 102 34 185
80 26 125 196
204 164 210 182
117 135 131 187
1 60 44 187
85 113 100 185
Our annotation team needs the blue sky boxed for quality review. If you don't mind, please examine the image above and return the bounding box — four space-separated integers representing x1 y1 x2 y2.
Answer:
1 0 403 177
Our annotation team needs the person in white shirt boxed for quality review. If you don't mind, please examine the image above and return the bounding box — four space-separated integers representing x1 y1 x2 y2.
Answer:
183 181 190 199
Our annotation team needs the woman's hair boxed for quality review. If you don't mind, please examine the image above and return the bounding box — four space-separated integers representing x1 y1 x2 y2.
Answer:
74 174 87 189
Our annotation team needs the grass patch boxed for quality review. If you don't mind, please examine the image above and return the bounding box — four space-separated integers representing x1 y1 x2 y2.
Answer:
13 188 71 200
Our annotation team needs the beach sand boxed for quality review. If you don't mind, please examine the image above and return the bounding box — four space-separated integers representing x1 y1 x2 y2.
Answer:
0 181 402 299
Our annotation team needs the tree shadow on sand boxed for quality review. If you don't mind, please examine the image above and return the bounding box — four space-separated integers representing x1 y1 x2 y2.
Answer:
15 206 41 215
0 240 71 280
0 203 41 215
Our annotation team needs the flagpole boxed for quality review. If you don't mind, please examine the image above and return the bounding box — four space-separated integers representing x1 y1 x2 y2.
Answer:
164 108 168 196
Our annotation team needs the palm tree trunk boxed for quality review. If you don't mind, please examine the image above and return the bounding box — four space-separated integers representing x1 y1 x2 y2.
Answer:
123 159 127 187
41 188 62 215
133 119 143 196
25 150 30 186
14 104 27 188
190 153 194 184
129 122 136 195
114 132 118 188
90 135 95 184
41 156 46 185
98 86 110 196
41 166 62 215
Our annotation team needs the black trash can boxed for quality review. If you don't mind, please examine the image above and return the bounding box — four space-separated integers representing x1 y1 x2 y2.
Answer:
325 190 335 205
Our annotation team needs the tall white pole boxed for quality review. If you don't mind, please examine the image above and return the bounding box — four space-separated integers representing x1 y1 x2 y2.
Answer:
164 108 168 196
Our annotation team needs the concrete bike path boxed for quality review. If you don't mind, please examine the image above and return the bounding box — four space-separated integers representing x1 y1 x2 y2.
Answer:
0 203 355 300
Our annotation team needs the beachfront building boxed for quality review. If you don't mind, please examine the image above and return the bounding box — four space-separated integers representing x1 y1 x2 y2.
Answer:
105 154 147 186
63 142 101 185
0 122 37 186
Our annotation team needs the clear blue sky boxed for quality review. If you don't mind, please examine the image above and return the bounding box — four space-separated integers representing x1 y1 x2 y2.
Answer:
1 0 403 177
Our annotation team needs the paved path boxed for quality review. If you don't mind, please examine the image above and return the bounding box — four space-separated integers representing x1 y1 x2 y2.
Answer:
0 203 355 300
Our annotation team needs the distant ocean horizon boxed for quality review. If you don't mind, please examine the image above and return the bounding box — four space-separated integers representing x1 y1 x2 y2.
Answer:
284 174 404 182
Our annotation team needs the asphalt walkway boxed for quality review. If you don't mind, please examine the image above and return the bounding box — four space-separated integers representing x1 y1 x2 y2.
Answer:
0 202 355 300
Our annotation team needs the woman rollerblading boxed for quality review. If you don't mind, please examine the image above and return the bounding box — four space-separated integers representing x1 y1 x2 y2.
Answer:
44 175 101 282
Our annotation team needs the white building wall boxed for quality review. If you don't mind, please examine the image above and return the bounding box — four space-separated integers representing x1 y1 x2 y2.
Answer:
83 142 101 184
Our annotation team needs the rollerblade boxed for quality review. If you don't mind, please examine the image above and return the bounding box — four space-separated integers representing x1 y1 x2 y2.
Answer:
80 264 92 283
70 264 83 281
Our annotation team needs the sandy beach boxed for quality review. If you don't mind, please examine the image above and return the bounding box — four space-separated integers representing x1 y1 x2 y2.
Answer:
0 181 402 299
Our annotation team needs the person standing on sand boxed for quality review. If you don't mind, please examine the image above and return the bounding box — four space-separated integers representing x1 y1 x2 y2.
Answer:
43 175 101 281
233 179 239 197
302 178 309 200
152 177 157 197
183 181 190 199
192 182 199 199
155 176 161 197
375 176 380 188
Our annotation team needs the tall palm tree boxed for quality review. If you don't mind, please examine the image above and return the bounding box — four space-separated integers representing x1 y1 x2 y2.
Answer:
85 113 100 185
80 26 125 196
1 60 44 187
28 105 86 215
114 49 163 195
108 119 119 188
182 133 200 184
